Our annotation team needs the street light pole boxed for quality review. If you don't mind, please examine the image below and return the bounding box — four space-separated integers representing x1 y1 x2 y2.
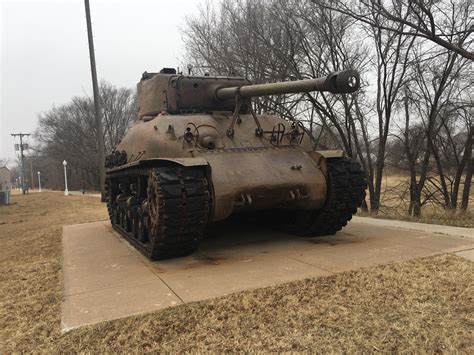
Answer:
37 171 42 192
63 160 69 196
84 0 105 200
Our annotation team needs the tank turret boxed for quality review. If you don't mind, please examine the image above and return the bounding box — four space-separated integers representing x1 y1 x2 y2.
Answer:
137 69 359 119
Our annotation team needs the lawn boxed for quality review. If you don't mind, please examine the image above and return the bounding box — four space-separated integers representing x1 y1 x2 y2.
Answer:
0 192 472 352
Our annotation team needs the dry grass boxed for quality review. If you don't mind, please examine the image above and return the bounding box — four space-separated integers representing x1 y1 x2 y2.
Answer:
363 175 474 228
1 192 473 352
0 192 107 351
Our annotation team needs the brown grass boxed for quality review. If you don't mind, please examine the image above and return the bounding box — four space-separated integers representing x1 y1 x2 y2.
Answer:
1 192 473 352
363 175 474 228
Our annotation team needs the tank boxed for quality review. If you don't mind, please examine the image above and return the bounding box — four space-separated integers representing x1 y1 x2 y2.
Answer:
105 68 367 260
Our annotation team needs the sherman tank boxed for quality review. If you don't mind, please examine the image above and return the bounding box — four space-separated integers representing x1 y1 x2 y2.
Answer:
105 68 367 260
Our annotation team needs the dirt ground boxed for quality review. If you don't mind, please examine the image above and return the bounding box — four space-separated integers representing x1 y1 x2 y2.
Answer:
1 192 473 352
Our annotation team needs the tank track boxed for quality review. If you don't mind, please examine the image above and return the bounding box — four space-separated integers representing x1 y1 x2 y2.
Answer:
283 156 367 236
105 165 211 260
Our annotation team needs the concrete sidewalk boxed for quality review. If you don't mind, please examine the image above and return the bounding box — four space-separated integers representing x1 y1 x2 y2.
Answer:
352 216 474 238
61 218 473 331
68 191 101 197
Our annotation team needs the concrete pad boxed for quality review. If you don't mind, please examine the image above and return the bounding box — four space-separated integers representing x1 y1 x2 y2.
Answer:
64 254 160 295
289 237 440 273
62 218 474 331
155 254 331 303
61 281 181 331
63 222 132 262
62 221 181 331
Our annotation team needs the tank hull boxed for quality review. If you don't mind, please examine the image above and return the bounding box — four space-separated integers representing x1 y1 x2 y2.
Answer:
110 113 328 222
202 147 326 221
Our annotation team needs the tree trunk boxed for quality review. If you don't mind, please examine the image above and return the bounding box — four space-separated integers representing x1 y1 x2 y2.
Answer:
412 188 422 217
429 137 452 209
452 127 472 209
461 126 473 211
361 199 369 212
461 159 472 211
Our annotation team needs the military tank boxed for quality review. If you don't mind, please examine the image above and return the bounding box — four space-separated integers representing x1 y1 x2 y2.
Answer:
105 68 367 260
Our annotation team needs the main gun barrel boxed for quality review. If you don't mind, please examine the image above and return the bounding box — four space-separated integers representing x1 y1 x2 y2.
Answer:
215 69 360 100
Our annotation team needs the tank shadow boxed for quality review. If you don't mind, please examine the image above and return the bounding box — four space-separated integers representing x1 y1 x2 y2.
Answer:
152 215 362 272
199 213 359 254
204 214 295 244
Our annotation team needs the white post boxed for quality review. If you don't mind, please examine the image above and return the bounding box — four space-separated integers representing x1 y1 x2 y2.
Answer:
37 171 42 192
63 160 69 196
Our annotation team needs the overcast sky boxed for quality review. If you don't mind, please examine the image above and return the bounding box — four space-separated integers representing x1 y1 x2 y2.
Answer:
0 0 208 162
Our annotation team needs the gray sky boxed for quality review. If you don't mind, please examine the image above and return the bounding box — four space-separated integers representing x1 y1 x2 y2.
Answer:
1 0 207 162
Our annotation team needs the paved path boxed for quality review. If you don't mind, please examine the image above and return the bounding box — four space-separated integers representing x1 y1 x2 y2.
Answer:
61 218 473 331
68 191 101 197
352 216 474 238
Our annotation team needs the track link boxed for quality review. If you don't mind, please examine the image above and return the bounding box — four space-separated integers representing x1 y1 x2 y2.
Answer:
105 165 211 260
283 157 367 236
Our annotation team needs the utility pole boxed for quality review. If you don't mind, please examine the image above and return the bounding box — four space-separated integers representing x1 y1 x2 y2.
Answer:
84 0 105 200
11 133 30 194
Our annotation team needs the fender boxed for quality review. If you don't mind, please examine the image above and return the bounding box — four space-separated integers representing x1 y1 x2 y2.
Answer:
106 157 208 173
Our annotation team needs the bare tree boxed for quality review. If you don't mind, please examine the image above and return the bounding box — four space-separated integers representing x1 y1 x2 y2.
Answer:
35 81 136 190
317 0 474 60
398 37 471 215
361 4 416 212
100 82 137 153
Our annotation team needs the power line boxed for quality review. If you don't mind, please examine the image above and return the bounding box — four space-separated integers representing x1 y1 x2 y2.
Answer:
11 133 30 194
